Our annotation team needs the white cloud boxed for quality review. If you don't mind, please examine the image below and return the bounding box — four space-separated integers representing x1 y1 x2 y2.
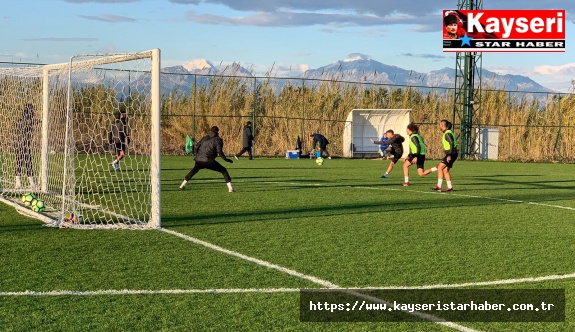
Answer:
533 63 575 76
485 65 531 76
249 63 310 77
172 0 575 22
532 63 575 92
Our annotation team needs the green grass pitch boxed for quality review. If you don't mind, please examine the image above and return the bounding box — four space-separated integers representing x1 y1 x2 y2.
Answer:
1 157 574 331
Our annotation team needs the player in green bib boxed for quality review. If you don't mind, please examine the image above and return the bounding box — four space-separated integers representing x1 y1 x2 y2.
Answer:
402 123 426 186
424 120 458 191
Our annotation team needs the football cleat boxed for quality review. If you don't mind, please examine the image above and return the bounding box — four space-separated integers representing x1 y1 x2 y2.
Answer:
431 186 442 191
402 182 410 186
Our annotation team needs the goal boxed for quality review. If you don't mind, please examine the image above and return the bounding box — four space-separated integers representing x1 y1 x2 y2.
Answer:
0 49 161 229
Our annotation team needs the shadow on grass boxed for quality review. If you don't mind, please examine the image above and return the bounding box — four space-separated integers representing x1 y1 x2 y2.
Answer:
161 192 546 228
162 177 338 191
163 166 318 171
462 175 575 190
0 223 45 232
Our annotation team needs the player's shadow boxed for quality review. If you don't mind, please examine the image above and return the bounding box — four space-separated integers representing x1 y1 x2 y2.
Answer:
161 194 527 227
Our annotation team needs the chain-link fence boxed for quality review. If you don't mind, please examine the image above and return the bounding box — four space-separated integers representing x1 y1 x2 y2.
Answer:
158 72 575 162
2 61 574 162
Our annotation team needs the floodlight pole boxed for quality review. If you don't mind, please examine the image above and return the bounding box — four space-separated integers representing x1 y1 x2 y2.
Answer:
453 0 483 159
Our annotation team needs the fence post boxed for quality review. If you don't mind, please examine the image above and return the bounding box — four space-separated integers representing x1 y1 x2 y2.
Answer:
252 76 257 157
508 91 511 160
301 78 306 152
192 74 197 139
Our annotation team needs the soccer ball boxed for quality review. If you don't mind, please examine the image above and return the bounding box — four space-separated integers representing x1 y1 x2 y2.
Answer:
316 157 324 166
33 200 46 213
22 193 36 206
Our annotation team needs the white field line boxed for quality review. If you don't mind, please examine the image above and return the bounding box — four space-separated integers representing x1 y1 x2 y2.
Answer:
159 228 478 332
347 185 575 211
0 270 575 296
260 180 575 211
359 272 575 290
3 181 570 331
159 228 338 288
3 271 574 297
0 288 300 296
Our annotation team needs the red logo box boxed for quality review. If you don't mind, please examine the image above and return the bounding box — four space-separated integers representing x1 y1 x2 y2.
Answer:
442 9 565 52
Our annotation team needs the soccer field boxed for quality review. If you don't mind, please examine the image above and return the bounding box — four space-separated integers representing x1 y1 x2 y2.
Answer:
1 157 574 331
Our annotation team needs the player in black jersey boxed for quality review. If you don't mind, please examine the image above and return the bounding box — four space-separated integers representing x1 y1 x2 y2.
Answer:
370 129 405 179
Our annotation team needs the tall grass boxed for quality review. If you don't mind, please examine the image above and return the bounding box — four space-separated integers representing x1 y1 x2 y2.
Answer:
2 66 575 161
159 72 575 161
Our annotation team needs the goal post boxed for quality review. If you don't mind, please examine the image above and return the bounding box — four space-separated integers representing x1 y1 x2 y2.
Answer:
0 49 161 229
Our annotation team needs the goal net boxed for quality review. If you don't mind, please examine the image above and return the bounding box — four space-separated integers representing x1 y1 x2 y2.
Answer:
0 49 161 229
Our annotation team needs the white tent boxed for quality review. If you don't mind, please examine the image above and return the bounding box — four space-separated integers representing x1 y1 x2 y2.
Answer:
342 109 411 158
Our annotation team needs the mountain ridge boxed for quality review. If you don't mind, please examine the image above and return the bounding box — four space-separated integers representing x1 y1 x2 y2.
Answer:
160 57 554 93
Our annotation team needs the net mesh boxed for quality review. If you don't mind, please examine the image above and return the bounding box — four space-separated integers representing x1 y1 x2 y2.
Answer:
0 51 158 229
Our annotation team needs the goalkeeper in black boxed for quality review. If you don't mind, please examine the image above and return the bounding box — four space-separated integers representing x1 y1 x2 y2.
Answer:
14 103 40 188
180 126 236 192
109 111 130 171
370 129 405 179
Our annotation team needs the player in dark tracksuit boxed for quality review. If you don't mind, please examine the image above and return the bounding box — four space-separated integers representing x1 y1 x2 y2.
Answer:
310 133 331 158
179 126 236 192
234 121 254 160
15 103 39 188
402 123 426 186
109 111 130 171
370 129 405 179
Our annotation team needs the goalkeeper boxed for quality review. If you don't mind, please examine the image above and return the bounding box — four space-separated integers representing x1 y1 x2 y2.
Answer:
14 103 40 188
179 126 236 192
108 111 130 171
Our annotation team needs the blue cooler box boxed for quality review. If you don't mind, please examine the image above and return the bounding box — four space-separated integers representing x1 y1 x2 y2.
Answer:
286 150 300 159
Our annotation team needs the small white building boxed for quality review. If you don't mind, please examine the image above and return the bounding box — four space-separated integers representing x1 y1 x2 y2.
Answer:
342 109 411 158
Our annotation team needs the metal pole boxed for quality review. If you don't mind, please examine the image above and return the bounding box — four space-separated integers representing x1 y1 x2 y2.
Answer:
149 48 161 229
192 74 197 139
40 68 50 193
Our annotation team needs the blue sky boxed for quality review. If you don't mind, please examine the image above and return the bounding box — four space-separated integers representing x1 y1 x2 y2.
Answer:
2 0 574 91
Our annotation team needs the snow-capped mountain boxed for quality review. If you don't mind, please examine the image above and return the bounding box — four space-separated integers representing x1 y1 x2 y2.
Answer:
167 59 252 77
182 59 217 74
303 54 427 86
424 67 553 92
153 57 553 95
304 55 552 93
149 59 253 94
